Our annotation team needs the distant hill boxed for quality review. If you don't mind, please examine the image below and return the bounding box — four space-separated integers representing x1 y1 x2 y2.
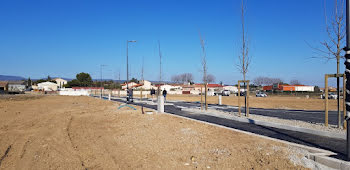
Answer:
0 75 25 81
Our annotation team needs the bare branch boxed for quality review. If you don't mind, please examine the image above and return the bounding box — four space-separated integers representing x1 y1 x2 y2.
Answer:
199 30 208 84
236 0 251 81
310 0 345 64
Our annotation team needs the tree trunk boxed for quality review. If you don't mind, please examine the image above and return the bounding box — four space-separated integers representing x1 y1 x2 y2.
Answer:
201 86 203 110
244 73 247 114
337 56 341 128
205 83 208 110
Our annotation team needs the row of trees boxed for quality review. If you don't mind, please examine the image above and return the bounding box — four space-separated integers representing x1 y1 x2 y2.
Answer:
171 73 216 84
252 77 283 86
253 76 302 86
171 73 194 84
64 72 140 89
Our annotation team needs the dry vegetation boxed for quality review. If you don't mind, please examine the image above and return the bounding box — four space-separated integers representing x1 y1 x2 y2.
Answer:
0 95 307 169
166 94 341 111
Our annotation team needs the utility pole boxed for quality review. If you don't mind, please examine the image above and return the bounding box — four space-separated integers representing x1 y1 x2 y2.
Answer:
126 40 137 102
158 40 162 96
141 56 144 101
100 64 107 98
344 0 350 160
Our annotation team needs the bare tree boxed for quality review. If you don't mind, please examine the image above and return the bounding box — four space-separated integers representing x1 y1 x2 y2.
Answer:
181 73 194 83
309 0 345 127
253 76 283 86
236 0 251 115
171 73 194 84
204 74 216 83
310 0 345 62
171 75 181 83
253 76 265 86
199 30 208 110
270 78 283 85
290 79 301 85
236 0 251 83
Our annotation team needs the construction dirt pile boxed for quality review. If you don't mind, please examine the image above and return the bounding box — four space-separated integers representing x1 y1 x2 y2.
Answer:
0 95 308 169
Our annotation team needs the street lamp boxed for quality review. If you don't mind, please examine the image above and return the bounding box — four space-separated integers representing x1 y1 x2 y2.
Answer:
100 64 107 98
126 40 137 102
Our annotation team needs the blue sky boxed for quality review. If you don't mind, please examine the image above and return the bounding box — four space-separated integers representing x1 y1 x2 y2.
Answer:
0 0 344 86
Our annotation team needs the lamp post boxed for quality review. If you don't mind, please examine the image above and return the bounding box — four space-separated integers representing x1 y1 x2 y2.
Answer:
100 64 107 98
126 40 137 102
344 0 350 160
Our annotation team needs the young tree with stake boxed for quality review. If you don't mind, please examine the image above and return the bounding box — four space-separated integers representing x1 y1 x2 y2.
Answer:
309 0 345 128
199 31 208 110
236 0 251 114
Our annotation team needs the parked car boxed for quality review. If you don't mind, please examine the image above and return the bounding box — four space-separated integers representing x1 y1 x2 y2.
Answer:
222 90 230 96
321 93 338 99
239 91 246 96
256 92 267 97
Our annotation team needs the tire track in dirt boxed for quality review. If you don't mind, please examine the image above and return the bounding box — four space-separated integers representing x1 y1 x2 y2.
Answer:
20 139 31 159
67 116 88 170
0 145 11 167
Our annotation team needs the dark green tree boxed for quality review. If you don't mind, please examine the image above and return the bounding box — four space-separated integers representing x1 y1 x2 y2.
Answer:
76 72 93 87
130 78 138 83
27 77 32 86
65 72 93 87
65 79 80 88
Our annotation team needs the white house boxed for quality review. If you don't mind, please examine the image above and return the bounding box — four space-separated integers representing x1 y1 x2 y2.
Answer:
295 85 314 92
38 82 58 91
223 86 238 93
159 84 182 92
122 82 139 90
54 78 68 88
134 80 154 90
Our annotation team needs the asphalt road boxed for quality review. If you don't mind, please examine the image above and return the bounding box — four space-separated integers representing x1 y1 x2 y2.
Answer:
165 100 344 126
105 96 347 160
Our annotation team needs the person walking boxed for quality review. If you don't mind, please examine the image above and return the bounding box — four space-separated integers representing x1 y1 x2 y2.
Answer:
162 89 167 102
151 88 156 102
127 88 133 103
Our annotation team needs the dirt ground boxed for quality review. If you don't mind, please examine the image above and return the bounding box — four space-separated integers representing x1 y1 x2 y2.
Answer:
0 95 307 169
166 94 342 111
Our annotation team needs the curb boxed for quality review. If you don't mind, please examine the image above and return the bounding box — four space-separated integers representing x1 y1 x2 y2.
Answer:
99 96 350 169
166 109 350 170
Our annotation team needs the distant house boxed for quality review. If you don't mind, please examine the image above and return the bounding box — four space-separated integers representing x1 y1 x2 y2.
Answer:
158 84 182 91
207 84 224 91
7 81 26 94
180 84 223 95
122 82 140 90
263 84 314 92
54 78 68 88
0 81 8 92
38 82 58 91
223 85 238 93
134 80 155 90
122 80 158 90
